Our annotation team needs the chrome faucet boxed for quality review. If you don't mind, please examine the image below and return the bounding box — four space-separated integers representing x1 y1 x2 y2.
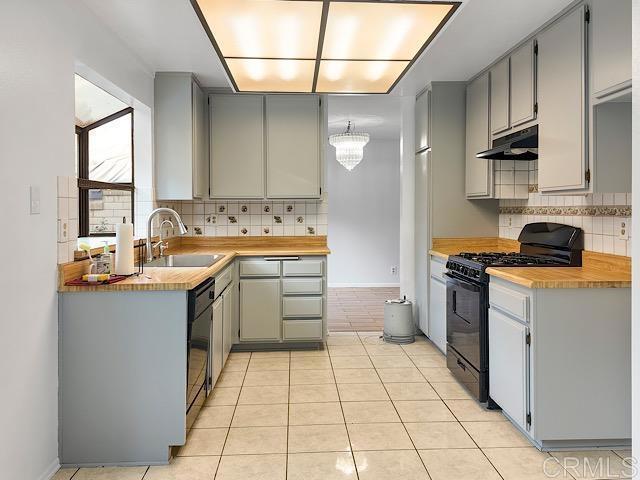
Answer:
155 219 174 257
146 208 188 262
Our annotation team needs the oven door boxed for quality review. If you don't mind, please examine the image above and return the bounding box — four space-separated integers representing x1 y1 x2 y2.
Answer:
445 272 483 371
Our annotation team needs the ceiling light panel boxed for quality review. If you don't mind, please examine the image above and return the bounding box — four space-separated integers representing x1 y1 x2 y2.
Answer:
192 0 459 94
322 2 453 61
226 59 316 92
196 0 323 59
317 60 409 93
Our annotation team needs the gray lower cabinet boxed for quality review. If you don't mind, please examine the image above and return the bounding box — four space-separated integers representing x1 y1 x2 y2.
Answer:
238 257 326 343
488 277 631 450
488 306 529 431
221 284 234 366
537 6 587 193
240 278 281 341
211 296 224 386
428 256 447 354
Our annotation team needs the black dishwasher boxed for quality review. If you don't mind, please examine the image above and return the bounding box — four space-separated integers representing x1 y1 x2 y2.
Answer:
186 277 215 420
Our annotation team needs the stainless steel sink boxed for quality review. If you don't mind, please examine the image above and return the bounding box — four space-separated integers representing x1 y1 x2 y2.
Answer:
145 254 224 268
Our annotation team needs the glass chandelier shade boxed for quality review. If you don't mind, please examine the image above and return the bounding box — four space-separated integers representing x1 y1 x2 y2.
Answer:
329 122 370 171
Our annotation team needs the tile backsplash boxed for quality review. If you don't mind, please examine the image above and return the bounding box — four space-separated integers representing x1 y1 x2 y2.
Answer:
57 176 79 264
499 192 632 256
159 199 328 237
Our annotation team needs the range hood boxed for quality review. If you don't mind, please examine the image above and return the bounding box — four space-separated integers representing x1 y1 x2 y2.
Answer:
476 125 538 161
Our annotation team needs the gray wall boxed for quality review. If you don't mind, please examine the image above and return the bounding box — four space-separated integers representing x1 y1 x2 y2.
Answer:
327 139 401 287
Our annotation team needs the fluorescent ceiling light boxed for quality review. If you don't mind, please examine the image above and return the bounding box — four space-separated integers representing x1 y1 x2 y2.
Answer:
192 0 459 94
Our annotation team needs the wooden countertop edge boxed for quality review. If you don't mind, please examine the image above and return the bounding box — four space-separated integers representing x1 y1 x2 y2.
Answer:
484 267 631 289
58 247 331 292
428 238 630 289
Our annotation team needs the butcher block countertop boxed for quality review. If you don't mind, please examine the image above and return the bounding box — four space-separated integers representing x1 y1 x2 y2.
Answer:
429 237 631 289
58 236 330 292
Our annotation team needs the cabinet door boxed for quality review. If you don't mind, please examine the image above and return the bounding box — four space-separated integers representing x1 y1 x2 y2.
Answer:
490 57 510 134
211 297 224 386
192 81 208 199
240 279 281 341
266 95 320 198
155 73 195 200
465 73 492 198
415 89 430 152
537 7 587 192
489 307 528 430
222 286 234 365
415 151 430 335
428 276 447 353
591 0 631 98
510 40 536 127
210 95 264 198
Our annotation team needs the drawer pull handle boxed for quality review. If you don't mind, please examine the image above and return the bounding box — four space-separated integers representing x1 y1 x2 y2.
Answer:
457 358 466 370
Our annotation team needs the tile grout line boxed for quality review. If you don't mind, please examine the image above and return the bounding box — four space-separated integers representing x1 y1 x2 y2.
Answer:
328 339 361 480
375 339 435 479
212 351 251 475
405 343 506 480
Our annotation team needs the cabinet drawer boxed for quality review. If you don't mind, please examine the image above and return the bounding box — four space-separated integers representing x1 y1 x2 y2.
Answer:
282 297 323 318
214 265 233 298
489 283 529 322
282 260 323 277
283 320 323 340
430 257 447 281
240 260 281 277
282 278 323 295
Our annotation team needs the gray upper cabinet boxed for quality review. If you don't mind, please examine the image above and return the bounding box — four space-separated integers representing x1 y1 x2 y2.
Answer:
465 72 492 198
509 40 537 127
266 95 321 199
537 6 587 193
415 89 430 152
591 0 631 99
155 73 208 200
209 95 264 199
490 58 510 135
192 83 208 199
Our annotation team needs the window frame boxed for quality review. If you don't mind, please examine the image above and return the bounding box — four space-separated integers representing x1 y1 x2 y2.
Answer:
76 107 135 237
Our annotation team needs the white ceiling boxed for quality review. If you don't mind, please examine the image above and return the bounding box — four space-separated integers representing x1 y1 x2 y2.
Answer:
82 0 575 136
328 95 402 140
82 0 229 87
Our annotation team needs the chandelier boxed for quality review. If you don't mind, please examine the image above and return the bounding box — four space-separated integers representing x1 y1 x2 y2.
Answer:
329 121 370 171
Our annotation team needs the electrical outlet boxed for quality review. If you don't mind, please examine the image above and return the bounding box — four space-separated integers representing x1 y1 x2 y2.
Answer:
391 266 398 275
508 216 513 227
619 221 629 240
30 185 40 215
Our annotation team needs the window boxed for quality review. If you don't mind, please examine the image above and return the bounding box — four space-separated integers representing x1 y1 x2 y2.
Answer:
76 107 134 236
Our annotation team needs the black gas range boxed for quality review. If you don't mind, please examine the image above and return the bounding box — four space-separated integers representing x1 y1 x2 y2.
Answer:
444 223 583 404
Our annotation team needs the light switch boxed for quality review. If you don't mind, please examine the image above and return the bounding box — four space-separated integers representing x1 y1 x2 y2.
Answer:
30 185 40 215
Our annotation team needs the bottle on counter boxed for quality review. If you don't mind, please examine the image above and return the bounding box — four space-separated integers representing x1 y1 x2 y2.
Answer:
95 242 113 274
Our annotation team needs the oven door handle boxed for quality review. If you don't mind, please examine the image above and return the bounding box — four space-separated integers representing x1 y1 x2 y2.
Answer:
444 272 482 292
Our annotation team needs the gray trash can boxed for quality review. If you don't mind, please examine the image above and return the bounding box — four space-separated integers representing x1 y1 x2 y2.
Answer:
383 298 415 344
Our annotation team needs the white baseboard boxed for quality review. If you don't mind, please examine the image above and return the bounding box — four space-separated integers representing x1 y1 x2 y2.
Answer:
328 283 400 288
39 458 60 480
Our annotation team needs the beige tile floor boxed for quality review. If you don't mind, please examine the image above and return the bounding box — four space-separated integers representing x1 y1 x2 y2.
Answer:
53 331 633 480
